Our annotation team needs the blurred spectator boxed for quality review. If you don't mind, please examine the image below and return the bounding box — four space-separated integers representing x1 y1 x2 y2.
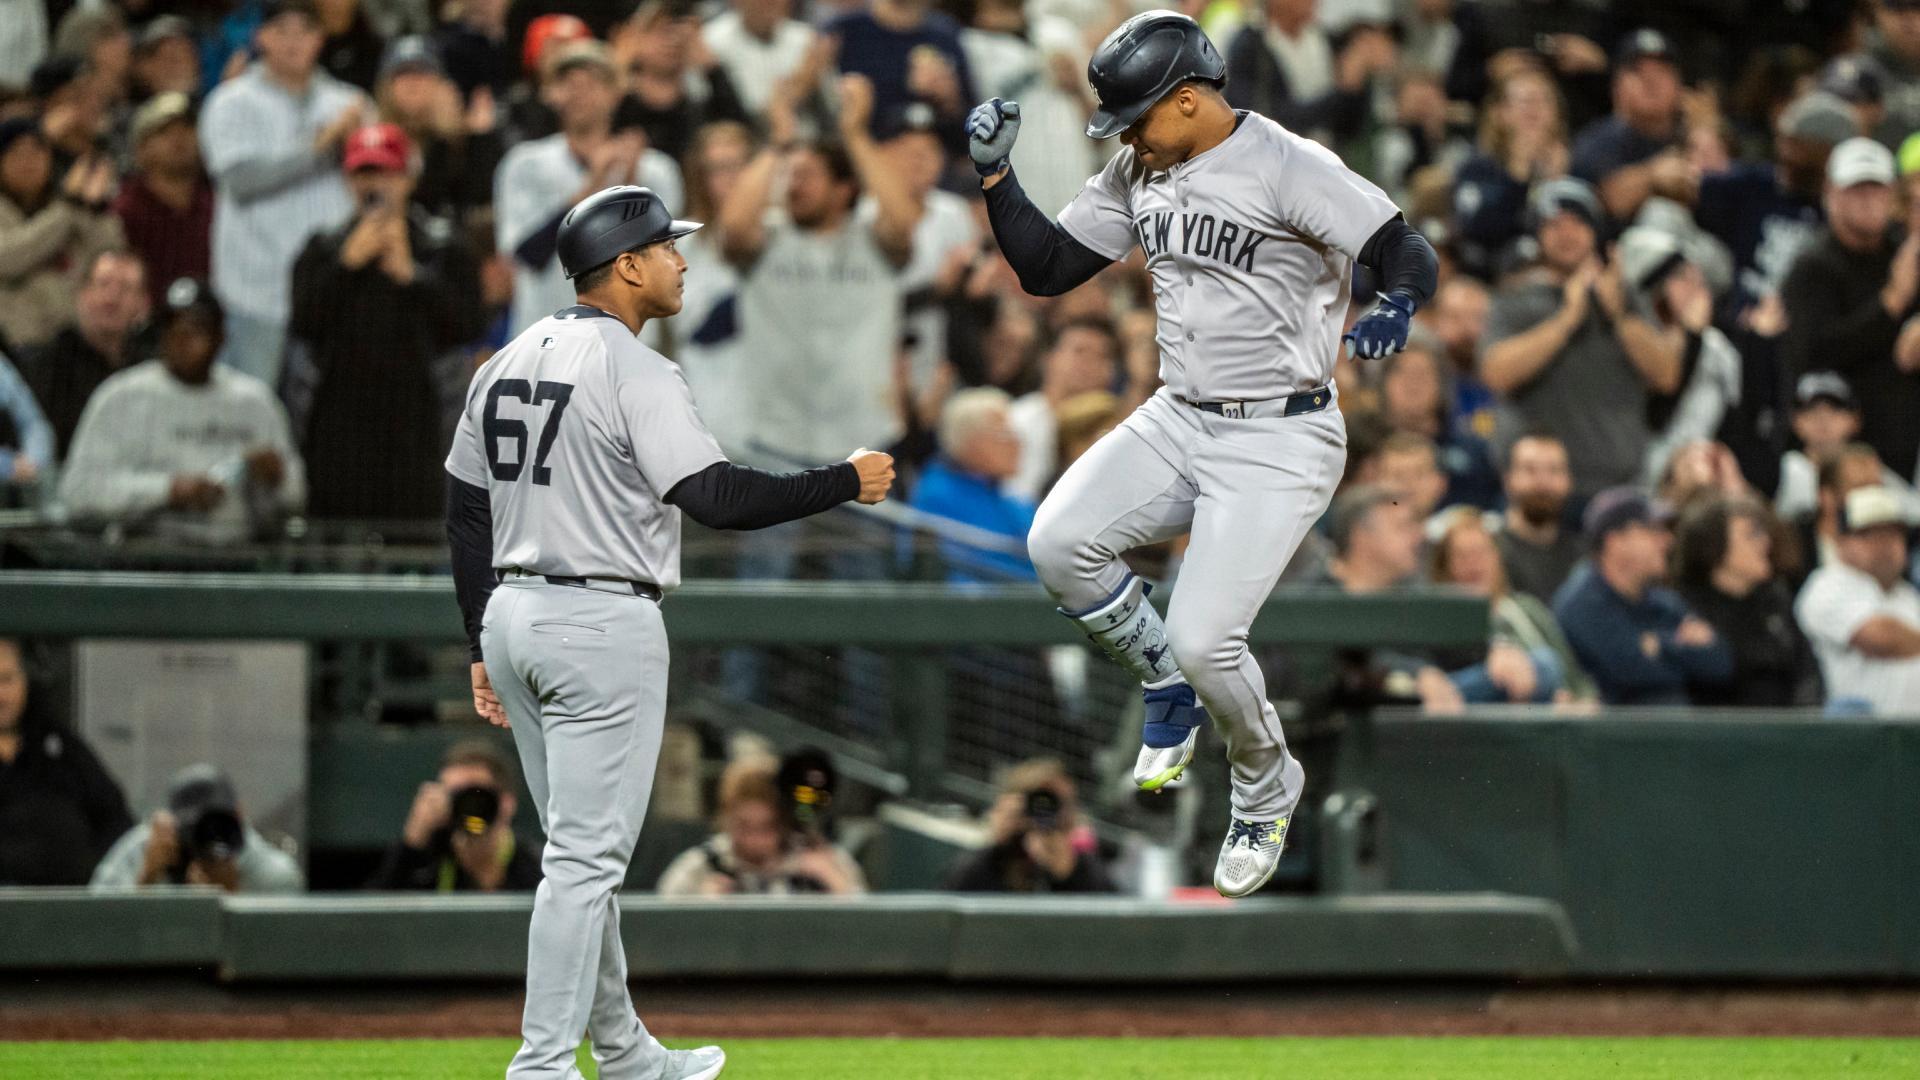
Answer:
719 74 914 464
656 757 866 895
1673 495 1823 707
1052 390 1122 485
1481 179 1677 498
875 103 976 409
1656 439 1754 517
373 38 502 228
1570 29 1692 221
499 12 593 143
1620 227 1745 488
703 0 816 119
1318 484 1466 712
960 0 1100 217
370 739 541 892
132 17 202 104
1553 486 1733 705
910 387 1037 582
0 638 133 886
1780 136 1920 481
610 3 751 163
314 0 385 91
60 279 306 544
1821 55 1885 141
1694 91 1850 307
0 118 124 351
50 7 132 109
1859 0 1920 145
91 763 304 892
1356 430 1447 520
1805 443 1909 576
1795 485 1920 715
1424 275 1496 441
494 40 683 336
1007 316 1118 502
433 0 515 100
1452 64 1570 277
676 121 757 453
0 0 48 91
199 0 367 387
289 123 483 521
826 0 975 148
1224 0 1395 150
1430 505 1596 704
112 94 211 312
0 349 51 502
1371 339 1500 510
19 249 148 459
1776 372 1920 525
945 758 1113 894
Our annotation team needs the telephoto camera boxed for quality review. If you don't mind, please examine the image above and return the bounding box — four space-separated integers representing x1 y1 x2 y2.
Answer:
438 785 502 849
1024 788 1063 833
777 749 838 841
164 764 248 880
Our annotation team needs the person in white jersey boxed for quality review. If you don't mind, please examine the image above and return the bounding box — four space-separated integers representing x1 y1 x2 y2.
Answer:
444 185 893 1080
965 10 1437 897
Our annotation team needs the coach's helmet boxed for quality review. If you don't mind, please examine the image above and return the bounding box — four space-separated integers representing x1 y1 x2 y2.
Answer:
1084 10 1226 140
556 185 702 279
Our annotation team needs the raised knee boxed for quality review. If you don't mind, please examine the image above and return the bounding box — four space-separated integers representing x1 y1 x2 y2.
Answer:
1026 503 1087 585
1165 612 1240 676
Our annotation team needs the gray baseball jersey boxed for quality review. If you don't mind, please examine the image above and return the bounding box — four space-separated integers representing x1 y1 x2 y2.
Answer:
1056 112 1399 401
445 305 725 588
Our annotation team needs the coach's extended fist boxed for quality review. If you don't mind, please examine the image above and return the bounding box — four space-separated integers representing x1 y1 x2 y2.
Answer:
847 448 895 504
966 98 1020 177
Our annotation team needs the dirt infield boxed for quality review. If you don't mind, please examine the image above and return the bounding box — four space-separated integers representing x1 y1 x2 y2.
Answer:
8 980 1920 1041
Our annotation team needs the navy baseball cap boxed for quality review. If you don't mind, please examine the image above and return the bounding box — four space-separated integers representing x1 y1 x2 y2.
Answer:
1820 56 1885 106
1794 371 1857 411
1583 487 1671 549
1613 28 1678 71
380 36 444 81
161 277 224 329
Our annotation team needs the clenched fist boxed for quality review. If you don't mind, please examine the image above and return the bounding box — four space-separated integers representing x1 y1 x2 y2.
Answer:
847 448 895 504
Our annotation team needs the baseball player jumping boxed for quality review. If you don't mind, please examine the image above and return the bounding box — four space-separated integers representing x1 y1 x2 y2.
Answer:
966 11 1436 897
445 186 894 1080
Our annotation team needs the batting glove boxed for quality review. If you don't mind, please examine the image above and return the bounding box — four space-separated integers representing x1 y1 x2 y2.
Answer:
967 98 1021 177
1342 291 1417 360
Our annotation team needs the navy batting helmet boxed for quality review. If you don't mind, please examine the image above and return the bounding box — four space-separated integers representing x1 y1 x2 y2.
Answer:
556 185 702 279
1084 10 1226 140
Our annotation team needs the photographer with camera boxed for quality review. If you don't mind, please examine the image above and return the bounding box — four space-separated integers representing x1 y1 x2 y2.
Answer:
90 763 303 893
656 752 866 897
945 758 1114 894
370 739 540 892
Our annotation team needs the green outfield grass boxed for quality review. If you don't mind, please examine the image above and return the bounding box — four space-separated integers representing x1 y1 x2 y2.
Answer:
3 1037 1918 1078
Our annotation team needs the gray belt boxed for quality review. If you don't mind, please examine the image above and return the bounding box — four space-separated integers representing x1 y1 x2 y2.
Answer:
498 567 662 601
1177 385 1332 419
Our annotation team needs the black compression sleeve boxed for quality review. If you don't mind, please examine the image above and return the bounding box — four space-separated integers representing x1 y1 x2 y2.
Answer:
445 474 496 663
665 460 862 531
982 170 1113 297
1357 215 1439 310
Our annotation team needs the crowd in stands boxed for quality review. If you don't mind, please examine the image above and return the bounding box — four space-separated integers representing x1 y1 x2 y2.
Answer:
5 0 1920 892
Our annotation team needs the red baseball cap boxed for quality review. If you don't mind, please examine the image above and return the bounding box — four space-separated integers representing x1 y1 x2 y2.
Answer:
343 122 412 173
522 14 591 76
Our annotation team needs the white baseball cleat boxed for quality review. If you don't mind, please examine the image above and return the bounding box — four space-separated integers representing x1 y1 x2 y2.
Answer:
1135 682 1205 791
1213 816 1290 898
660 1046 726 1079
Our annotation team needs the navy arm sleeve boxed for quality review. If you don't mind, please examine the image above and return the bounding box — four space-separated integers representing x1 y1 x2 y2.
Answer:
446 474 497 663
665 460 862 531
982 171 1112 297
513 207 568 270
1357 215 1439 309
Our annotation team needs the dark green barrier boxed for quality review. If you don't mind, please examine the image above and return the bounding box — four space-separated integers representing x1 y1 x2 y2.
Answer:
1342 711 1920 978
0 891 1573 983
0 572 1487 648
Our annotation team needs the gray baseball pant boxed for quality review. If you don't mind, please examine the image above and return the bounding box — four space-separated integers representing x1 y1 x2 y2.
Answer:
1026 388 1346 820
483 578 672 1080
